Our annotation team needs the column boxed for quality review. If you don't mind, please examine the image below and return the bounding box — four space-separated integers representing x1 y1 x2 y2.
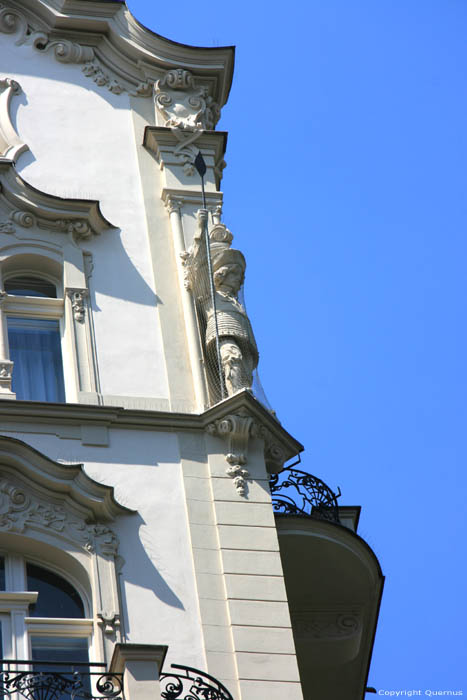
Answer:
165 196 208 411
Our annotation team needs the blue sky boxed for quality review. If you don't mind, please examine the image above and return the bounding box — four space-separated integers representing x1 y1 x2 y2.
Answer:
127 0 467 693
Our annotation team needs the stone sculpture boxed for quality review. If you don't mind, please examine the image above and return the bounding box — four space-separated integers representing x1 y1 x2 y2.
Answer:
183 210 258 397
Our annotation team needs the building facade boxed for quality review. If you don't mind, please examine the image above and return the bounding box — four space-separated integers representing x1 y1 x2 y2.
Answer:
0 2 383 699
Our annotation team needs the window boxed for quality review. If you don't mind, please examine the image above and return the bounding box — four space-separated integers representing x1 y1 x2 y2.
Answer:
1 268 66 402
8 318 65 402
0 554 92 667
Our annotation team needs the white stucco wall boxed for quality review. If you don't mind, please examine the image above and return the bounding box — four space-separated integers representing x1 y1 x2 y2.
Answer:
0 426 206 670
0 37 170 401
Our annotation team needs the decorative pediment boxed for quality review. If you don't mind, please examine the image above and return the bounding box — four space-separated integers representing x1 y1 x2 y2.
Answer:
0 159 114 239
0 435 132 523
0 1 234 111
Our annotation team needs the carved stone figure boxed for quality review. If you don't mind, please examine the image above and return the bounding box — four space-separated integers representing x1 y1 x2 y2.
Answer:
184 210 258 398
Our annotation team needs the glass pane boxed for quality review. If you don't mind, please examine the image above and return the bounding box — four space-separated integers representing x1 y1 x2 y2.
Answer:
31 636 89 666
31 637 91 699
5 276 57 298
0 558 4 591
8 318 65 402
27 564 85 618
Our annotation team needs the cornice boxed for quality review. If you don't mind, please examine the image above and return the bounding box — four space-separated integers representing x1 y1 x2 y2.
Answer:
0 159 114 238
0 390 304 465
0 1 235 106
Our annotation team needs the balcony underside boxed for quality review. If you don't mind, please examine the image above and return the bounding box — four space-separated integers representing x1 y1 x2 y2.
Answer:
276 513 384 700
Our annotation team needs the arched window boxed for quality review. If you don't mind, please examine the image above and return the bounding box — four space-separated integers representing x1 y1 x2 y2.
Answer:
0 553 92 668
4 276 57 298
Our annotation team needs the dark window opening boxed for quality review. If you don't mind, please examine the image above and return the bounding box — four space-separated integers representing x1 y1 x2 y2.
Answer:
27 564 85 618
4 276 57 298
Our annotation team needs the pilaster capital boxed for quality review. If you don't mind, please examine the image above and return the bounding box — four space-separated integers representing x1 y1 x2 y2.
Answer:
66 288 88 323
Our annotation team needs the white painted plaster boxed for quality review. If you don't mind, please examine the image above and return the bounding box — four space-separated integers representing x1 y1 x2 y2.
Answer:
0 39 169 401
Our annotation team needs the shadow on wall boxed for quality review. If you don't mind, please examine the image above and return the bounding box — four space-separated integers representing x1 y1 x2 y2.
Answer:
117 512 185 636
86 229 161 310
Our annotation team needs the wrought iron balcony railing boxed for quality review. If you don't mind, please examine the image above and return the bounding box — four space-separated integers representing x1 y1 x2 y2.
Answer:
269 466 341 523
0 660 234 700
0 660 123 700
160 664 234 700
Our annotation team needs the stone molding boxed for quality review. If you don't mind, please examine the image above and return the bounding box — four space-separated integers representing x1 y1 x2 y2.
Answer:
0 388 304 461
0 77 28 162
0 159 114 238
144 128 227 190
97 611 121 636
0 434 133 521
0 2 233 107
161 188 223 219
206 405 290 497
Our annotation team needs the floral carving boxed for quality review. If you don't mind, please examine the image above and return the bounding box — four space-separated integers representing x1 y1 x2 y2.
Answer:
82 61 125 95
0 221 15 233
0 478 120 556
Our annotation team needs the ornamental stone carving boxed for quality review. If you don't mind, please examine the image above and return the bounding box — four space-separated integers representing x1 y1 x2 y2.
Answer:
183 210 258 398
0 6 127 96
82 60 125 95
97 611 121 636
206 409 289 495
10 210 93 240
206 413 256 497
0 77 27 162
290 610 362 639
66 288 87 323
0 477 120 556
155 69 220 130
0 221 15 233
0 360 13 393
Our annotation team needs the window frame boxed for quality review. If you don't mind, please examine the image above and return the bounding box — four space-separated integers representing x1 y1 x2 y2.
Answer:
0 553 94 665
0 252 99 403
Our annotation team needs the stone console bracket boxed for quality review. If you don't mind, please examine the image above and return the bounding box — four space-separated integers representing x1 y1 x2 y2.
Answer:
204 391 303 497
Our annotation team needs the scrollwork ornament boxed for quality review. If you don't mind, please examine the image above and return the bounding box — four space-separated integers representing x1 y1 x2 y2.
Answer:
205 414 254 497
0 6 28 43
29 33 94 64
155 68 221 131
165 196 182 215
11 210 36 228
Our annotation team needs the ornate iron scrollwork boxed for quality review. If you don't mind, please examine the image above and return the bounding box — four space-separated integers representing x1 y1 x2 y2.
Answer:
269 467 341 523
160 664 234 700
0 663 123 700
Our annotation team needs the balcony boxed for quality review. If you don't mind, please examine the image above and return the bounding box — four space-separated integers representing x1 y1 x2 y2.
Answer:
269 466 342 523
0 659 234 700
0 660 123 700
